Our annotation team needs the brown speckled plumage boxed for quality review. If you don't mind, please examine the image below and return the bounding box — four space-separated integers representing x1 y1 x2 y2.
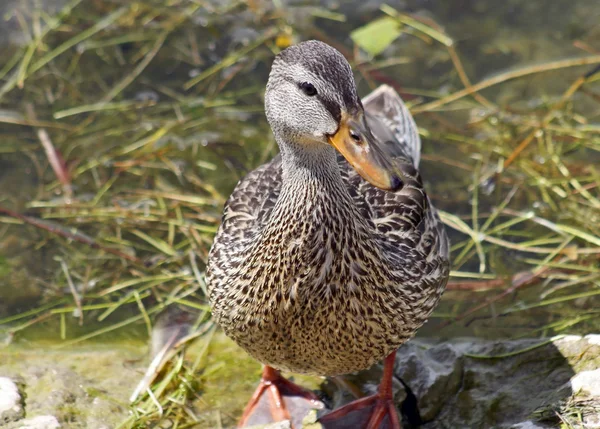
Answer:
207 41 449 377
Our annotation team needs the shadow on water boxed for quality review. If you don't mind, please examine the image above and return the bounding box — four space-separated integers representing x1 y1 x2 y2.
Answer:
0 0 599 427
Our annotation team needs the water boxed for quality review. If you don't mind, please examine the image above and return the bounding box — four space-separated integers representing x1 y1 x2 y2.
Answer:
0 0 599 354
0 2 598 428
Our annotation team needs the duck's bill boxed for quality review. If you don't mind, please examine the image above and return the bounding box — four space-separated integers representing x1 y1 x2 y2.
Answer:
328 113 402 191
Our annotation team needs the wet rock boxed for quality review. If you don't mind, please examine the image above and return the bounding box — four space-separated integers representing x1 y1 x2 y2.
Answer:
509 422 548 429
571 369 600 396
324 335 600 429
415 337 577 428
0 376 23 423
394 342 463 421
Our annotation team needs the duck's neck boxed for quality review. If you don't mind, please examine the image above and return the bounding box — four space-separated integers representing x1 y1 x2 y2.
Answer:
272 136 354 227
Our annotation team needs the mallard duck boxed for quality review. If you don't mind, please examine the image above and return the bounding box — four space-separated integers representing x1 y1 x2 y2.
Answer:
207 40 450 429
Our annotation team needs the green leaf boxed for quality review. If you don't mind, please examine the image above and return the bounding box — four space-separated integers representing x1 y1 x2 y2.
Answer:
131 229 177 256
350 17 403 56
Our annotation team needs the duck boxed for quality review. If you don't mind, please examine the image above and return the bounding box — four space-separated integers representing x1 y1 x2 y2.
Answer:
206 40 450 429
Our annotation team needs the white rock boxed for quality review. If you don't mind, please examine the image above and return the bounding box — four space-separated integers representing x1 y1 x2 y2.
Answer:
582 413 600 428
556 334 583 343
0 376 22 415
510 421 547 429
571 369 600 397
585 334 600 346
17 415 61 429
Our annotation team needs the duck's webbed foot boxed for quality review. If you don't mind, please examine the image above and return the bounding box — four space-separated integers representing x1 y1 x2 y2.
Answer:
318 351 402 429
238 366 324 429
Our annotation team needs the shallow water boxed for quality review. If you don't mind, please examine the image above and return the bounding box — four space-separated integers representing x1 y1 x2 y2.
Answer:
0 0 599 426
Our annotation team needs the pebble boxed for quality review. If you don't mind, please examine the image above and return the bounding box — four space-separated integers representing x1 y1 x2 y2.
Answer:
571 369 600 397
510 422 548 429
0 377 22 420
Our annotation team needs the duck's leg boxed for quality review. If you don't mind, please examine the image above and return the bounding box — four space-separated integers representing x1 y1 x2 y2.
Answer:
318 351 401 429
238 366 323 428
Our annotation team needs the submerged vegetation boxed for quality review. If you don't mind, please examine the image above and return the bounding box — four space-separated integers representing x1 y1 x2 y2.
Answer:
0 0 599 427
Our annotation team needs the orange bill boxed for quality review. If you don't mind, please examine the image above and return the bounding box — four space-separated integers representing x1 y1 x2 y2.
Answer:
328 112 402 191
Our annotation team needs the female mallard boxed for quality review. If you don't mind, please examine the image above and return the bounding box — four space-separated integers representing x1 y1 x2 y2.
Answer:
207 40 450 428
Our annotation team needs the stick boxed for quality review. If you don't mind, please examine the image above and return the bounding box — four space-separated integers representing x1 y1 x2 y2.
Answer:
440 266 553 328
412 55 600 113
24 103 72 198
0 206 143 265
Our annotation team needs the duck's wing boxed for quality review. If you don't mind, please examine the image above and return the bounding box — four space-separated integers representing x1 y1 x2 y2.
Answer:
341 85 449 265
362 84 421 168
206 155 282 288
219 154 282 233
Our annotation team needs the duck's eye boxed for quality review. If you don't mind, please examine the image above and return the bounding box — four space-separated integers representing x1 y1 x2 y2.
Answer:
299 82 317 96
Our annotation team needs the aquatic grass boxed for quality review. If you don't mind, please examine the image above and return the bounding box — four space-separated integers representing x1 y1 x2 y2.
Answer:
412 55 600 114
0 0 598 427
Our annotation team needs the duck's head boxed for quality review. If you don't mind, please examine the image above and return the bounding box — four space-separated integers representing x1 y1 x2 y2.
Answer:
265 40 401 191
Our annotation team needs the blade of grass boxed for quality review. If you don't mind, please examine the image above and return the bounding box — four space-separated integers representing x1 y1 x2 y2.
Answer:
380 4 453 46
0 6 127 100
60 259 83 325
134 290 153 338
101 31 169 103
183 28 276 89
555 224 600 247
130 229 177 256
413 55 600 113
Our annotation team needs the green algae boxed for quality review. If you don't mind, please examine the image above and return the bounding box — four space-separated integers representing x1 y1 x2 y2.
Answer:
0 343 146 428
189 331 322 428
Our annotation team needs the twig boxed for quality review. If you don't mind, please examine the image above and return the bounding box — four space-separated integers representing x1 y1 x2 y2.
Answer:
0 206 143 264
573 40 600 55
446 277 506 291
412 55 600 113
101 31 168 103
0 114 74 130
381 6 496 110
7 311 53 335
447 45 496 110
440 266 553 328
60 259 83 325
0 6 126 100
183 28 276 89
24 103 72 198
503 72 588 170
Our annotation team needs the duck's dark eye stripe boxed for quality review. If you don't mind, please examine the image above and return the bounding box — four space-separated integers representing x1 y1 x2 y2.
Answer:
299 82 317 96
319 96 341 123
